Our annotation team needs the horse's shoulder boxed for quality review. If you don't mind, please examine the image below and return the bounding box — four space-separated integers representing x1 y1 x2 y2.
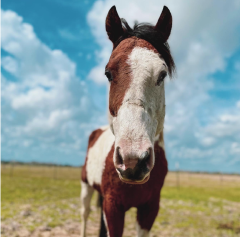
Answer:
85 125 115 186
87 125 114 152
87 126 108 149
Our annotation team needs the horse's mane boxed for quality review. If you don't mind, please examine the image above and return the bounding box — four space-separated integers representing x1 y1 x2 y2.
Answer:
114 19 176 77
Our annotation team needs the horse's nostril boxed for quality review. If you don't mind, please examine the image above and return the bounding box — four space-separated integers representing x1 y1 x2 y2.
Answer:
140 151 149 160
140 150 151 164
117 168 124 176
116 147 123 165
138 149 152 170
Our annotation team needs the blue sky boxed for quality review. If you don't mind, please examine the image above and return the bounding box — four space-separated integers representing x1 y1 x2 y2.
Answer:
1 0 240 172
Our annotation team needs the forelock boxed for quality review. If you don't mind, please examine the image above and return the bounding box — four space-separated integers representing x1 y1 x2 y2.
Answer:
113 19 175 78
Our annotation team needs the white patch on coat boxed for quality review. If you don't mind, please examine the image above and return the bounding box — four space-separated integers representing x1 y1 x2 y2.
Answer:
136 222 149 237
86 126 115 186
111 46 167 157
100 124 109 130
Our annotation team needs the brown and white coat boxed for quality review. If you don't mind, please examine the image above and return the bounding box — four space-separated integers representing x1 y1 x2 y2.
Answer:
81 5 175 237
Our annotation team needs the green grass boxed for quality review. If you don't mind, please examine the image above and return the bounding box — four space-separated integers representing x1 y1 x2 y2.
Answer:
161 186 240 203
1 165 82 232
2 175 80 204
1 164 240 236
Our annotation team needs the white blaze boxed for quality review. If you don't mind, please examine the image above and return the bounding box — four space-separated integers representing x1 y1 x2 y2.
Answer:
112 47 166 148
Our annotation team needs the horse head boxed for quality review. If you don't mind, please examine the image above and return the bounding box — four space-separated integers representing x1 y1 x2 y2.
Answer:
105 6 175 184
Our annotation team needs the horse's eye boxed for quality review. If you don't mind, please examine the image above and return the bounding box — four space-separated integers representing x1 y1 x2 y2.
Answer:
105 70 113 82
156 71 167 86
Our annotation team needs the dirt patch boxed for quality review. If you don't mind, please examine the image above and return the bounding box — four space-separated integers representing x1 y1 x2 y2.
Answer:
217 223 240 234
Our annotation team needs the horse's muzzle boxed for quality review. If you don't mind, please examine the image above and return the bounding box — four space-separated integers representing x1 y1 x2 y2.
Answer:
117 169 150 184
115 147 153 184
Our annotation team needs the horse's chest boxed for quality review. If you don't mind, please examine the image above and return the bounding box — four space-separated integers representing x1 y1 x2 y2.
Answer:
101 144 167 208
86 128 168 207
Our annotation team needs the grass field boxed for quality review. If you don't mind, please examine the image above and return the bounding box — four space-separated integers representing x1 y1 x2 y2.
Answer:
1 164 240 237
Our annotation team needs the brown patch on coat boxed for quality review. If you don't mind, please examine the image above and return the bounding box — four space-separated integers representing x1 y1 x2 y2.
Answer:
100 141 168 234
81 128 105 183
107 37 159 117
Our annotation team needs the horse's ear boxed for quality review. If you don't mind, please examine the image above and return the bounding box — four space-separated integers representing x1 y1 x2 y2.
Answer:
106 6 124 45
154 6 172 42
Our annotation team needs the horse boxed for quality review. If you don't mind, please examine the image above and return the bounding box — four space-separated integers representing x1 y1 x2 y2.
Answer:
80 5 175 237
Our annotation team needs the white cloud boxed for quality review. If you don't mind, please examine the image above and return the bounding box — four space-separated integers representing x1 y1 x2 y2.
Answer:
201 137 216 147
202 101 240 140
231 142 240 155
1 9 105 164
87 0 240 171
2 56 19 74
58 29 79 41
237 101 240 109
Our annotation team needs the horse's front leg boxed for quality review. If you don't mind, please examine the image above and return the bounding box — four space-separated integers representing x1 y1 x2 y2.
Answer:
103 195 125 237
80 181 94 237
136 198 160 237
